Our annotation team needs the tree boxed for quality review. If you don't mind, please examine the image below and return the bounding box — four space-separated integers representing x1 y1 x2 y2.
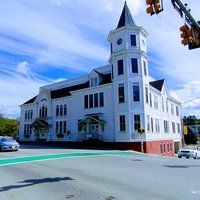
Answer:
183 115 199 125
0 115 18 137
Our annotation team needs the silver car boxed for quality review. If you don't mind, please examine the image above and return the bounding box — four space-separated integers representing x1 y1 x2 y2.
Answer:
0 136 20 151
177 146 200 159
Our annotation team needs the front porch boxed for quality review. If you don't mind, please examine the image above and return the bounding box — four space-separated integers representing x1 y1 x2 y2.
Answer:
78 114 106 141
30 118 51 141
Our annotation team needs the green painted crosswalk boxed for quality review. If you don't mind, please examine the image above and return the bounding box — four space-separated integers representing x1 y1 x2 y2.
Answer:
0 151 133 166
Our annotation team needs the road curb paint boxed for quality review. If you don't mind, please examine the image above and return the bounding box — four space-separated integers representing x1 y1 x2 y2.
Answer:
0 151 134 166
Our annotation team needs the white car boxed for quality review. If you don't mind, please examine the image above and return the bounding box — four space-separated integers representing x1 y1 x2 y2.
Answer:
0 136 20 151
177 146 200 159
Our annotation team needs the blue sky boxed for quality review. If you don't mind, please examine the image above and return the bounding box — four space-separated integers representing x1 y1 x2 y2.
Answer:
0 0 200 118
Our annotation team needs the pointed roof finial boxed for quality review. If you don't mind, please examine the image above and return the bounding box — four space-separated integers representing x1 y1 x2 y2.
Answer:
116 1 136 29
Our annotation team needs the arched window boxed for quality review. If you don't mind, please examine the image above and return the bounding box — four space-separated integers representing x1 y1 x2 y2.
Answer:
39 108 42 118
45 106 47 117
42 106 45 117
31 110 33 119
56 105 59 116
25 111 28 120
27 110 30 119
64 104 67 115
60 105 63 116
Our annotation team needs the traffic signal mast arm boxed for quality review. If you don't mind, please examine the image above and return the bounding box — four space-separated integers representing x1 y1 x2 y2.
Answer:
171 0 200 32
146 0 200 50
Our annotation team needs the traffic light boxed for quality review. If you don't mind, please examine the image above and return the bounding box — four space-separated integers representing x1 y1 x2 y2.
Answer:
146 0 155 15
180 24 190 45
154 0 161 12
146 0 163 15
188 28 200 50
138 128 145 134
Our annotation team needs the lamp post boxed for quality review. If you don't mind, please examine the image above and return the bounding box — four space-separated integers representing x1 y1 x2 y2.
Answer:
138 128 145 153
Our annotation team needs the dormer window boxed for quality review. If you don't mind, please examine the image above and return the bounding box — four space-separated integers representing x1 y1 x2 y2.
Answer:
90 77 99 87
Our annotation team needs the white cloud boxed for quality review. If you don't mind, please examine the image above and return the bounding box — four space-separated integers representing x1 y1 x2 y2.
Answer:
126 0 145 16
16 61 30 75
0 0 200 118
170 81 200 117
103 0 114 12
0 63 51 118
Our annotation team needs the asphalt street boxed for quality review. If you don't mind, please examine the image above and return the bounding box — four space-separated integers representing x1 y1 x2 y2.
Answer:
0 145 200 200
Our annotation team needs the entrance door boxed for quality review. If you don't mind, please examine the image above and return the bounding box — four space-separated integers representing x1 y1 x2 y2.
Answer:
91 124 99 139
39 128 48 140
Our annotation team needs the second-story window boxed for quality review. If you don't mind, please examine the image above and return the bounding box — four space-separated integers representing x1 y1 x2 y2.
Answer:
56 105 59 116
84 95 88 109
154 95 158 110
60 105 63 116
133 82 140 102
94 93 98 107
40 106 47 118
84 92 104 109
25 111 27 120
99 92 104 107
64 104 67 115
176 105 179 116
145 87 148 103
150 93 152 107
171 103 174 115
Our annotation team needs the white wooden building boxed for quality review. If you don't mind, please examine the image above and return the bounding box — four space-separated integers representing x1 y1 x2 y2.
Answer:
19 2 183 155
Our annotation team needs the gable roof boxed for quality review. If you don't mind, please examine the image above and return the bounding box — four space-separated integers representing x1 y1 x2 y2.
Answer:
51 81 90 99
117 2 136 29
99 73 111 85
149 79 165 91
23 95 37 105
23 71 112 104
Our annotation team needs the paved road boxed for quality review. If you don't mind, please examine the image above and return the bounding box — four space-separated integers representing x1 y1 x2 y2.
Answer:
0 145 200 200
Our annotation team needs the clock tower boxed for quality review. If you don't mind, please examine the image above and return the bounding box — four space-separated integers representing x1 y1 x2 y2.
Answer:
108 2 149 141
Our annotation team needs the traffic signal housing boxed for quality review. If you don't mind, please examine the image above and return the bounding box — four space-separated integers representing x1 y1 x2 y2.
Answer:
138 128 145 134
188 35 200 49
146 0 155 15
154 0 161 12
188 26 200 50
180 24 190 45
146 0 163 15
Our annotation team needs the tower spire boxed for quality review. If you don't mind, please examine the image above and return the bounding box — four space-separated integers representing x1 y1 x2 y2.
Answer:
116 2 136 29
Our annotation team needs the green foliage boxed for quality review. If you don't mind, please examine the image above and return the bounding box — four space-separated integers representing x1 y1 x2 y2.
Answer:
183 115 200 125
0 114 18 137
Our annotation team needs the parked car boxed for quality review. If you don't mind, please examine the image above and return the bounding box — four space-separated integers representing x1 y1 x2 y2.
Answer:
0 136 20 151
177 146 200 159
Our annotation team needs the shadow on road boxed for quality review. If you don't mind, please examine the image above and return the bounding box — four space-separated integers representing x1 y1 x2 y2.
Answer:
163 164 200 168
0 176 74 192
